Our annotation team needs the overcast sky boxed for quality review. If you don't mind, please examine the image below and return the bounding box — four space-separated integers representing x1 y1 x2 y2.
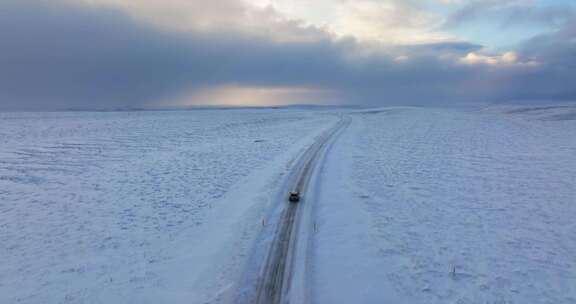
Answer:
0 0 575 110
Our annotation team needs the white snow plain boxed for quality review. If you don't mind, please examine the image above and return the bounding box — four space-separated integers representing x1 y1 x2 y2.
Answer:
313 106 576 304
0 109 338 303
1 106 575 304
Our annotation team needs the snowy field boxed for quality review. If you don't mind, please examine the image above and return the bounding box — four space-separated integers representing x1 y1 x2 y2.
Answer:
0 109 337 303
1 106 575 303
313 106 576 304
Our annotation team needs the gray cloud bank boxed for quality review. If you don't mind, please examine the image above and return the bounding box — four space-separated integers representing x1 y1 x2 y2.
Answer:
443 0 575 29
0 0 574 110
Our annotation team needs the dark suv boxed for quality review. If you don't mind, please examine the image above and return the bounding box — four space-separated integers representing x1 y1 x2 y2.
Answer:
289 191 300 202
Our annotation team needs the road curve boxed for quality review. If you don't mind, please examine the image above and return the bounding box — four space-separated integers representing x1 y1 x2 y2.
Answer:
255 115 350 304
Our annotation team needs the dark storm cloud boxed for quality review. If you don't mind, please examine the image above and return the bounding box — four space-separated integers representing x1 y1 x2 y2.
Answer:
0 0 222 110
0 0 574 110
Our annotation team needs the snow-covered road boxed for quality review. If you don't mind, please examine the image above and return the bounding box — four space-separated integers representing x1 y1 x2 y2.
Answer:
253 115 350 304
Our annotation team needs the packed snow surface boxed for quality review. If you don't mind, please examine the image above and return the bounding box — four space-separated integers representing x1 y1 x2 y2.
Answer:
2 106 575 304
